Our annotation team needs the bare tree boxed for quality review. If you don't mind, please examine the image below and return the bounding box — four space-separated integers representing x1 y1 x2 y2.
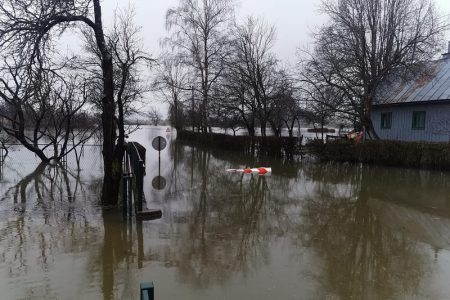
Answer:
299 0 447 139
0 2 151 205
227 17 279 137
219 55 258 136
153 55 191 131
267 69 299 137
0 59 97 162
165 0 234 133
146 107 162 126
214 106 243 136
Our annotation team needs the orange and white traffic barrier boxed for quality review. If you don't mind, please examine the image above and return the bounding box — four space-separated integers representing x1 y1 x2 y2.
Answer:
226 167 272 175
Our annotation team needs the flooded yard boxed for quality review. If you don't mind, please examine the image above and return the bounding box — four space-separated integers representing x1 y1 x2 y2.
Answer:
1 127 450 299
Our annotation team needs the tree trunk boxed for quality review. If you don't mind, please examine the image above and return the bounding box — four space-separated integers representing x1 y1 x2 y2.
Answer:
247 124 255 137
365 118 380 140
174 97 179 131
92 0 122 206
321 116 325 141
363 98 379 140
260 120 267 137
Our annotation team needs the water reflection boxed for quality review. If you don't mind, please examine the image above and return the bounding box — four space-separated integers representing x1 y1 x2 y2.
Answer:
149 145 277 288
1 127 450 299
0 162 96 217
298 164 432 299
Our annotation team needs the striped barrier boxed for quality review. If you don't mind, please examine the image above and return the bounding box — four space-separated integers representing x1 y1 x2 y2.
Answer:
226 167 272 175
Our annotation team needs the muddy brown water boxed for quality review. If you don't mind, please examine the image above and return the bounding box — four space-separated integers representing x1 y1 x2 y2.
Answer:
1 126 450 300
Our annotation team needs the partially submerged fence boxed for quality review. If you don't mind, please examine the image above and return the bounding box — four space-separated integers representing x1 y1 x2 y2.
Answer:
177 130 303 157
122 142 146 217
122 141 162 220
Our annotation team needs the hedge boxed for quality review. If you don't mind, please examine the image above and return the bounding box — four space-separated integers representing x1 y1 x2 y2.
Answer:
308 139 450 170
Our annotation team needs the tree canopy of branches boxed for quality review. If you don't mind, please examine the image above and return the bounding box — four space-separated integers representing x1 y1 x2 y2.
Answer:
220 17 298 137
300 0 448 138
165 0 235 133
153 55 191 131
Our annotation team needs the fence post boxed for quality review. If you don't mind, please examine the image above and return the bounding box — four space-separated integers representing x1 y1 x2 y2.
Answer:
0 146 3 179
128 174 133 217
136 159 144 212
122 176 128 218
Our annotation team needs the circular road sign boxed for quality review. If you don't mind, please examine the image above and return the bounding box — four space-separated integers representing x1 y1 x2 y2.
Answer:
152 136 167 151
152 176 167 190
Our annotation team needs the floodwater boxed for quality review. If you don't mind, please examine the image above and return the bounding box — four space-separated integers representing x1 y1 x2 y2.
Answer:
1 126 450 300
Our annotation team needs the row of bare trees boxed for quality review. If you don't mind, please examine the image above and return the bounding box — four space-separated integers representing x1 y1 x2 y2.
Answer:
154 0 307 137
155 0 448 138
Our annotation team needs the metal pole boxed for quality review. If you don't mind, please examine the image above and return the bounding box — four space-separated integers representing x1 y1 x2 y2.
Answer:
136 160 143 212
158 137 161 179
128 175 133 217
137 219 144 269
122 175 128 218
122 148 128 219
128 149 133 217
0 147 3 180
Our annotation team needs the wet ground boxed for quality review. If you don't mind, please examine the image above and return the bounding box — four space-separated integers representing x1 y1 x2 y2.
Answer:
1 126 450 299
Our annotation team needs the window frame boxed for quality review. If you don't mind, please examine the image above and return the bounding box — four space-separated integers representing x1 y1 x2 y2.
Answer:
412 111 426 130
380 112 392 130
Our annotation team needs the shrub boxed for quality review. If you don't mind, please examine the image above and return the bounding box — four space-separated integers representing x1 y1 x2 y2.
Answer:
309 139 450 171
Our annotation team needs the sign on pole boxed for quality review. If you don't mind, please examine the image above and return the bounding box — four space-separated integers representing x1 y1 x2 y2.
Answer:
152 176 166 190
152 136 167 151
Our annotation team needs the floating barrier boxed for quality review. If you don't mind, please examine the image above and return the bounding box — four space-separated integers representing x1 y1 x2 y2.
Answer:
226 167 272 175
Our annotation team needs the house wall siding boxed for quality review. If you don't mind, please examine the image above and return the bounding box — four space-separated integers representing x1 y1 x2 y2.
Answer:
371 103 450 142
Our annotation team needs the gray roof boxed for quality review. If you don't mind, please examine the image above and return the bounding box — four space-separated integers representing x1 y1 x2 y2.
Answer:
375 57 450 106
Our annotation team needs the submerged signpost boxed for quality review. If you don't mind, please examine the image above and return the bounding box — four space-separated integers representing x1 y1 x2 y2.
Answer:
152 136 167 190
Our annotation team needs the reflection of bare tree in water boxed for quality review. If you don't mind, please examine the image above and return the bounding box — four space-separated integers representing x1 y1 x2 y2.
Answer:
0 163 138 299
99 210 136 300
0 162 103 298
171 146 275 288
0 162 86 216
166 136 186 196
297 163 429 299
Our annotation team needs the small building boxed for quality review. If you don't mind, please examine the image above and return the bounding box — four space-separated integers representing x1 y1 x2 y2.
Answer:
372 49 450 142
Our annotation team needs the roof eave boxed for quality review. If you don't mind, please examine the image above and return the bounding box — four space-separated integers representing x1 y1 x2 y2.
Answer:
372 99 450 108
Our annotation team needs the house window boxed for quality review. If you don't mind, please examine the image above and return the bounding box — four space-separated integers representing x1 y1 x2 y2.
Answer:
412 111 426 129
380 112 392 129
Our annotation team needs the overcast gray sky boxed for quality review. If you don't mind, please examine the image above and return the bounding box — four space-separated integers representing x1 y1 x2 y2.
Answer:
98 0 450 65
85 0 450 115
